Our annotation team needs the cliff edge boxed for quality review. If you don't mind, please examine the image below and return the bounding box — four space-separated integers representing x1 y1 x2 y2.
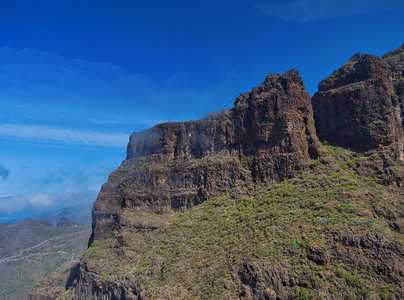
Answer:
90 69 322 244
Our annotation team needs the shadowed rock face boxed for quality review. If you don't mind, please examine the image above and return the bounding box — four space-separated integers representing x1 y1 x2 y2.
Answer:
90 69 322 244
312 49 404 160
383 44 404 129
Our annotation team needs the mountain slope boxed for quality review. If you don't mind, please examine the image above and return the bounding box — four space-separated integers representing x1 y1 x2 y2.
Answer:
76 149 403 299
29 44 403 300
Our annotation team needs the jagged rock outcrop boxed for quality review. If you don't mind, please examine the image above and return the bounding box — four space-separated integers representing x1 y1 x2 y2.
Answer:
312 46 404 161
90 69 322 244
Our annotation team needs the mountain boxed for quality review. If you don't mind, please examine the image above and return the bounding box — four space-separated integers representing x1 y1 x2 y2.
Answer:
32 204 93 226
89 69 322 245
312 51 403 160
0 218 91 300
29 44 403 299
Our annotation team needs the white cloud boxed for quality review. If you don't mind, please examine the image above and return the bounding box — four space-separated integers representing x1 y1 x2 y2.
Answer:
0 46 124 81
0 124 128 148
254 0 404 22
0 190 97 214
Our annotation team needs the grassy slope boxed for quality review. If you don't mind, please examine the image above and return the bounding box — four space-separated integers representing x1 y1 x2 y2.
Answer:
83 145 403 299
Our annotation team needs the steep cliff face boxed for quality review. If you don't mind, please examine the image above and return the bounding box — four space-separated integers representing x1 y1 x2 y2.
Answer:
126 70 320 162
312 47 404 161
90 69 322 244
382 44 404 129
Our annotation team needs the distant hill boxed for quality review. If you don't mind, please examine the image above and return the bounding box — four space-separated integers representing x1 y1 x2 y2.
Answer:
0 218 90 300
31 203 93 226
0 219 19 226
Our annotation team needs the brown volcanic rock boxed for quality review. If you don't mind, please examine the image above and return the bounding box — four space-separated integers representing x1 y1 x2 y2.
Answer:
312 49 404 160
127 69 321 161
383 44 404 129
90 69 322 244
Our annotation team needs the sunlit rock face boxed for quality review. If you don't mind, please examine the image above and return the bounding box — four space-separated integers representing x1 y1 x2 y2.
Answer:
90 69 322 244
312 47 404 161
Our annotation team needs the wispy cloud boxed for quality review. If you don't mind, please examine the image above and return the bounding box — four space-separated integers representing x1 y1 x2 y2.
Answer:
0 47 231 132
0 164 10 181
0 190 97 214
0 47 157 132
254 0 404 22
0 124 128 148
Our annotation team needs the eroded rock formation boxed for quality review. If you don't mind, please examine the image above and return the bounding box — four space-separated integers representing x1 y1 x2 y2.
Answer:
90 69 322 243
312 46 404 161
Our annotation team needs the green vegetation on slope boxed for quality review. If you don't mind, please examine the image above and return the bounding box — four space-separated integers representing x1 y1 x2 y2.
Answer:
84 145 403 299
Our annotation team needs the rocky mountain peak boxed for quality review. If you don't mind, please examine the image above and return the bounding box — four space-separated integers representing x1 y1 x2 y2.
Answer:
318 53 390 92
313 46 403 160
261 69 301 87
236 69 309 109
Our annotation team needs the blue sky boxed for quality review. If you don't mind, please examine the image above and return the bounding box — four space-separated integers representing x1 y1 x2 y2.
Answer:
0 0 403 222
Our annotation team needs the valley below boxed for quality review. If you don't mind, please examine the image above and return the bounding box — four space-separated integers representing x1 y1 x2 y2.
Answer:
0 218 90 300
